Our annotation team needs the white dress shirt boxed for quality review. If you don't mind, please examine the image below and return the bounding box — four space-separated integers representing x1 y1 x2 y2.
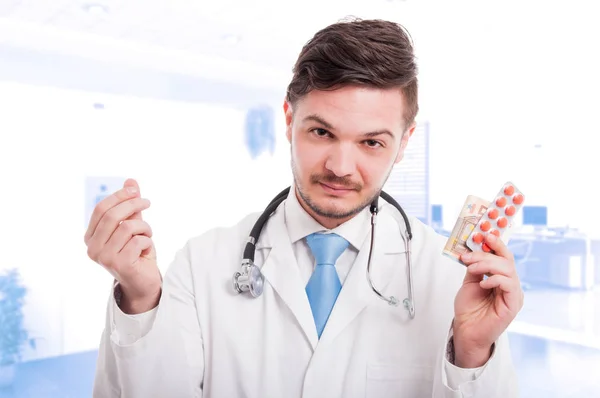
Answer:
284 187 373 286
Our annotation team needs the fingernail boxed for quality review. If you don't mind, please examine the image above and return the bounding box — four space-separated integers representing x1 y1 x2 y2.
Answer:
487 234 496 242
127 186 138 195
462 253 472 261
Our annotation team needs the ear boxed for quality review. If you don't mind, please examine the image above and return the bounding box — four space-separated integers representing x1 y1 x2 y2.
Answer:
394 122 417 164
283 100 293 143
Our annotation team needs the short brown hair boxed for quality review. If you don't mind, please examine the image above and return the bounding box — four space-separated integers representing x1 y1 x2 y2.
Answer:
286 17 419 128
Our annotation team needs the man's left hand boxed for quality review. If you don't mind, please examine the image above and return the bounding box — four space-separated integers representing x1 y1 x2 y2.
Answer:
454 233 524 368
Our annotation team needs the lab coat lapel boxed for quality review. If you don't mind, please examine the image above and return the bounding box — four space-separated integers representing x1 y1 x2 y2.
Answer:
318 209 406 346
258 208 319 350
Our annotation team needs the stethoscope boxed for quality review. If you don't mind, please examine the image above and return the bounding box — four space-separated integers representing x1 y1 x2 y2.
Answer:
232 186 416 319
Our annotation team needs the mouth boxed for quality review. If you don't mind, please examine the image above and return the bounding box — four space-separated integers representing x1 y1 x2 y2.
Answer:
319 182 355 196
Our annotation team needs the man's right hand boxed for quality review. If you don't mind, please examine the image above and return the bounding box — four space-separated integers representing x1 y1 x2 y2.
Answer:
85 178 162 314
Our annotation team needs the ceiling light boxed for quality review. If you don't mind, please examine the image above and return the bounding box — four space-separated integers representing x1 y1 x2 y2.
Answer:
221 33 242 46
82 3 110 16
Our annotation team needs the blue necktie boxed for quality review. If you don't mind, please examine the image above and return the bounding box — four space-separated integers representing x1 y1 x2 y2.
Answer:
305 232 349 338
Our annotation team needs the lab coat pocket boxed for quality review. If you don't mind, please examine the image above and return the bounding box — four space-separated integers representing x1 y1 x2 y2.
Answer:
366 363 433 398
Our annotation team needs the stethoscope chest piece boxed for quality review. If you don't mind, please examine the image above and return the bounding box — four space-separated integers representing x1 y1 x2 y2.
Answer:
233 260 264 298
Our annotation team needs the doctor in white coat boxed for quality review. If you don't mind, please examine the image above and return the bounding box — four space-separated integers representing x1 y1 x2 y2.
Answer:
85 18 522 397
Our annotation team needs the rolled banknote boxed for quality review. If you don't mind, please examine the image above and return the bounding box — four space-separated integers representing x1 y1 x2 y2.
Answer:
442 195 490 265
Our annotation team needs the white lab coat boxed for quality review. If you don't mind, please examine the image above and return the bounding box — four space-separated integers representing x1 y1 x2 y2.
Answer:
93 196 519 397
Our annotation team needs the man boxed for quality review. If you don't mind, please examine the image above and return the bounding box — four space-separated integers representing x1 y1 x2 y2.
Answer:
86 18 522 397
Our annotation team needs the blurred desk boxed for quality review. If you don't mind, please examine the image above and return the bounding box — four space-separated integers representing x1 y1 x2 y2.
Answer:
594 239 600 286
510 231 600 290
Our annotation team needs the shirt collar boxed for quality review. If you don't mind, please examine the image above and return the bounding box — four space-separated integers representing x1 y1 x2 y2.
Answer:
284 184 372 250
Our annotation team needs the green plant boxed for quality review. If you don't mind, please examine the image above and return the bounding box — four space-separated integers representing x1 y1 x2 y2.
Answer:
0 268 36 367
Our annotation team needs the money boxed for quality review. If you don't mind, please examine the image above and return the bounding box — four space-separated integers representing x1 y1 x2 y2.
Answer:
442 195 490 265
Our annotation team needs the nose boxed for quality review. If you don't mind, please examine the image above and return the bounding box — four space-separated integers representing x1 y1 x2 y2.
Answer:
325 143 356 177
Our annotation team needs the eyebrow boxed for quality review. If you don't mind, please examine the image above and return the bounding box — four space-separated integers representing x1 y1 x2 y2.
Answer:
303 114 334 129
302 113 395 139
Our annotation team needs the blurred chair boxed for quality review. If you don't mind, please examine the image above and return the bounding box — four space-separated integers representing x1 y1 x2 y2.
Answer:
509 239 534 290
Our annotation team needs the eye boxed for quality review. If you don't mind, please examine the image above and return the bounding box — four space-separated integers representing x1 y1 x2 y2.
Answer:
364 139 383 148
311 128 332 138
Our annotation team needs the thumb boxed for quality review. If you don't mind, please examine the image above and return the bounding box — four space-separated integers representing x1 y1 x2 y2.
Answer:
123 178 143 220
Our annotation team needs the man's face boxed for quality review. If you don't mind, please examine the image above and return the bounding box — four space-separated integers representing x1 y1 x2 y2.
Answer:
284 85 415 228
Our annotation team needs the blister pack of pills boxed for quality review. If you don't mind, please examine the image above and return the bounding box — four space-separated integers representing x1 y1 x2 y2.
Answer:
466 181 525 253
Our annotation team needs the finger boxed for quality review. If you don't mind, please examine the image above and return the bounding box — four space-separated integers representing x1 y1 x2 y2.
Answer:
88 241 113 265
467 259 514 278
87 197 151 253
483 233 514 261
124 179 144 221
462 267 484 284
104 219 153 254
85 181 140 243
479 274 523 311
119 235 154 266
460 250 496 265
